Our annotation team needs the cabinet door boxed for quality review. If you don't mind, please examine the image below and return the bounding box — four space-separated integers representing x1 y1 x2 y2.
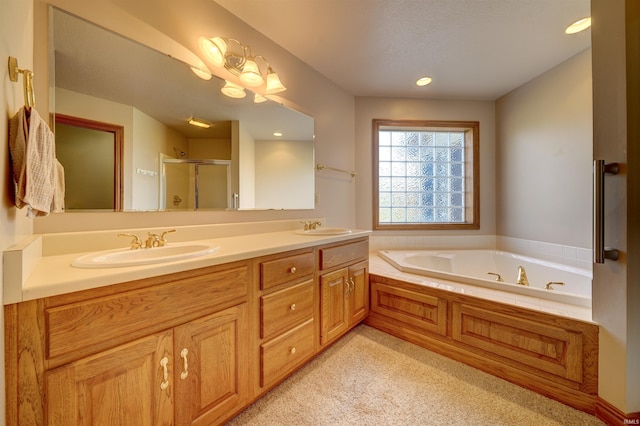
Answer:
320 268 349 345
174 304 249 426
348 260 369 325
45 331 174 426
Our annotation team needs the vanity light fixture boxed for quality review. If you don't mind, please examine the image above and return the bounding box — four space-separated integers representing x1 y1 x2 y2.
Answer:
416 76 432 87
565 17 591 34
188 117 212 128
198 36 287 97
273 131 283 137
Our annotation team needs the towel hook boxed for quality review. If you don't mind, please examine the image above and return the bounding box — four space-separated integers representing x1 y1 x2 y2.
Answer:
8 56 35 110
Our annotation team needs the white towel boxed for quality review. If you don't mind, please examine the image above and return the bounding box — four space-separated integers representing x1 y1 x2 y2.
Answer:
9 107 60 218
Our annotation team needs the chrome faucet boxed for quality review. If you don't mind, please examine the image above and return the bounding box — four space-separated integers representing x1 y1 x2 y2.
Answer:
516 266 529 286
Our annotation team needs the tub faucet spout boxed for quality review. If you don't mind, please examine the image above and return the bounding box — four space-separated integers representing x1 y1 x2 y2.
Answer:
516 266 529 286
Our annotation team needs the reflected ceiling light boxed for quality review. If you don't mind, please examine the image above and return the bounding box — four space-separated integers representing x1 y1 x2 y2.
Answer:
188 117 212 128
273 131 283 137
565 17 591 34
416 76 432 87
221 80 246 99
199 35 286 97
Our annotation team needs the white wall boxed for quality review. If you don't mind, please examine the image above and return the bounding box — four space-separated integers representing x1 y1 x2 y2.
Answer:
495 49 593 249
354 97 496 237
255 140 314 209
1 0 36 420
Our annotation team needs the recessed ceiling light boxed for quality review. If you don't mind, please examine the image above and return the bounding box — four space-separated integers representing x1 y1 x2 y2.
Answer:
565 17 591 34
188 118 211 128
273 132 283 137
416 76 432 87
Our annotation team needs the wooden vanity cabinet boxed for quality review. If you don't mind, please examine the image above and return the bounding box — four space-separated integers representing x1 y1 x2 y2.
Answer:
319 239 369 346
6 261 251 426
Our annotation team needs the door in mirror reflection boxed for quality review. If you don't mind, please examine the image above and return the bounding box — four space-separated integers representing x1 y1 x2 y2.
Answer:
161 159 231 210
54 115 123 211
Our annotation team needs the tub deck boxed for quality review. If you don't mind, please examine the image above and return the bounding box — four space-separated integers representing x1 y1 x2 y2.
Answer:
370 253 592 322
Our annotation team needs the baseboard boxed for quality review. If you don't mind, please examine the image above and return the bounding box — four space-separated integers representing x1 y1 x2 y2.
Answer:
596 397 640 426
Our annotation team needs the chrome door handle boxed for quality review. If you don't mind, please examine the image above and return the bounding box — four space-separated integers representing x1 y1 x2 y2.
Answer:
593 160 620 263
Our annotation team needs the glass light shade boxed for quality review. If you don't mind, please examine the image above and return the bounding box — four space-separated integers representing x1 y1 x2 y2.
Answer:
190 60 212 80
221 80 246 98
199 36 227 67
239 57 264 87
254 93 268 103
265 68 286 94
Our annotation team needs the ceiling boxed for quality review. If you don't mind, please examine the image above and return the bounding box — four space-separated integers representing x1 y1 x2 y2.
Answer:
214 0 591 100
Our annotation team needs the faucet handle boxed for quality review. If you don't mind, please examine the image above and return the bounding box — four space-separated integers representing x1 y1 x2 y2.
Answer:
300 221 310 231
118 233 142 250
159 229 176 246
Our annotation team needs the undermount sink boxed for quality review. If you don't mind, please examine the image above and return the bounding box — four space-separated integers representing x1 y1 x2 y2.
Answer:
71 242 220 268
295 227 352 236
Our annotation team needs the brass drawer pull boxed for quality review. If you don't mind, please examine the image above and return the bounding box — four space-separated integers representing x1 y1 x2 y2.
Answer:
289 347 296 355
160 356 169 390
180 348 189 380
290 266 297 274
290 303 296 311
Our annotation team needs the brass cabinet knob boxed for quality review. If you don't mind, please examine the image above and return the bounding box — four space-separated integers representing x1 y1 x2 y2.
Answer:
290 266 297 274
290 303 296 311
290 347 296 354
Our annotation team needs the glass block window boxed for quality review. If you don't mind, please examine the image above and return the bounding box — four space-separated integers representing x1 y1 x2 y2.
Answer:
373 120 479 230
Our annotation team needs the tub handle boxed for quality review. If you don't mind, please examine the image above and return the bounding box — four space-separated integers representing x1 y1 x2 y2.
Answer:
593 160 620 263
487 272 503 282
545 282 565 290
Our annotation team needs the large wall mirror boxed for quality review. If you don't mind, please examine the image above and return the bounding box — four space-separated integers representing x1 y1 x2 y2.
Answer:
51 7 315 212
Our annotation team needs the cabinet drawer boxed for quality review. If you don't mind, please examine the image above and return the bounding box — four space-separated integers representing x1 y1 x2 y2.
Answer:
46 264 249 362
260 251 314 290
261 279 314 340
319 239 368 271
260 319 315 388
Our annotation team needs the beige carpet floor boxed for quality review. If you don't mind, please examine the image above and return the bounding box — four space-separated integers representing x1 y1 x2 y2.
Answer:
227 325 605 426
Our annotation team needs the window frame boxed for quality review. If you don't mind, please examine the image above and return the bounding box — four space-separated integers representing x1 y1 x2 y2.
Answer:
372 119 480 230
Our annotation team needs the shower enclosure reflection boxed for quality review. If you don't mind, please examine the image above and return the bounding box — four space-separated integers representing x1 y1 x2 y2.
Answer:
160 158 232 210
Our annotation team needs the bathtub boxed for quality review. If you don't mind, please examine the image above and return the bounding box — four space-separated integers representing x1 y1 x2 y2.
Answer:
377 249 591 307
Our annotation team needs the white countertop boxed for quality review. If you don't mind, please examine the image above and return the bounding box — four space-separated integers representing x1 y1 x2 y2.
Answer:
5 229 371 304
